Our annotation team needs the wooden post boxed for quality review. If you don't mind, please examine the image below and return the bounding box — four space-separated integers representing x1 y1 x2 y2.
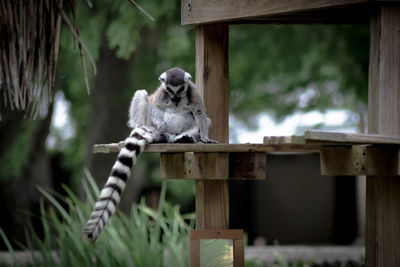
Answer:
367 6 400 266
195 23 229 229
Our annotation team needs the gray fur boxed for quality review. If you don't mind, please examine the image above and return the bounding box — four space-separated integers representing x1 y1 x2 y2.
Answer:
82 68 216 243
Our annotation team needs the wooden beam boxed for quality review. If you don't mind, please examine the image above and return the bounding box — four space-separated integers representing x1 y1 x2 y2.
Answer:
159 152 267 180
229 152 267 180
304 130 400 145
263 131 400 145
196 180 229 229
196 24 229 142
320 145 400 176
367 6 400 266
160 152 229 179
195 23 229 229
190 239 200 267
181 0 370 25
190 229 244 266
94 142 322 153
190 229 243 240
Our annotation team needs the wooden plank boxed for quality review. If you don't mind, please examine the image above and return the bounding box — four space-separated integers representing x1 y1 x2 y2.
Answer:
94 143 322 153
264 135 305 145
190 229 243 240
320 145 400 176
182 0 369 25
320 146 366 176
185 152 229 179
161 152 229 179
233 239 245 267
159 153 186 179
190 239 200 267
195 23 230 230
365 146 400 176
196 180 229 229
367 6 400 267
230 5 372 24
190 229 244 266
196 24 229 141
229 152 266 180
304 130 400 145
160 152 266 180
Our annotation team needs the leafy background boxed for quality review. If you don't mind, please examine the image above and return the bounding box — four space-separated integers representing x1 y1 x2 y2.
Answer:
0 0 368 265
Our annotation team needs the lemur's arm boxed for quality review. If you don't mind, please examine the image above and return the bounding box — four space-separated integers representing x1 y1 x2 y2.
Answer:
189 83 216 143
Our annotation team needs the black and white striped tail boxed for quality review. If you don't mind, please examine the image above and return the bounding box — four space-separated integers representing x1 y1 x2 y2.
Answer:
81 126 157 242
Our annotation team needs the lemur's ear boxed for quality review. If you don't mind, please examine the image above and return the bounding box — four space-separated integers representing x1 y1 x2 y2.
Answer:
184 72 192 82
158 72 167 82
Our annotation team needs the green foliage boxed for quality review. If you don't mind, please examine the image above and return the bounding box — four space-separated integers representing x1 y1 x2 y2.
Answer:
0 121 37 181
53 0 192 183
0 171 194 267
229 24 369 124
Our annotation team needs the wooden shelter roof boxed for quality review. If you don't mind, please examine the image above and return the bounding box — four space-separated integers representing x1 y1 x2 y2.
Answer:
181 0 392 25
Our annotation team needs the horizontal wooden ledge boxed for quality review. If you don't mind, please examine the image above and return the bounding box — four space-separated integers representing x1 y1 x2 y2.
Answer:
190 229 244 240
93 143 322 154
264 130 400 145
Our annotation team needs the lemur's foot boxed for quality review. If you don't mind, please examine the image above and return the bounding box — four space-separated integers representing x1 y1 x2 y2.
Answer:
173 134 196 143
200 138 218 144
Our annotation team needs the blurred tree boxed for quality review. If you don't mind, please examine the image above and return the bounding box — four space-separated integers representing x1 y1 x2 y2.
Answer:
229 24 369 128
54 0 196 209
0 0 370 248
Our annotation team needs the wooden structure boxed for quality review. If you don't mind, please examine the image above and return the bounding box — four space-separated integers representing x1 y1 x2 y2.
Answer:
95 1 400 265
190 229 244 266
181 2 400 266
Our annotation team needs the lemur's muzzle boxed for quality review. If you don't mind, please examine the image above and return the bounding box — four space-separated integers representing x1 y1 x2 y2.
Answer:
172 96 181 106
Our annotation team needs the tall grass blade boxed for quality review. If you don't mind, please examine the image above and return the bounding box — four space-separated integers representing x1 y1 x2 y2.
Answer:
0 228 20 267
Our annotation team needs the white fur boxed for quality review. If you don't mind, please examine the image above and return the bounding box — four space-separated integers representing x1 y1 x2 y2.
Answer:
107 177 126 191
99 187 113 199
184 72 191 82
112 161 130 175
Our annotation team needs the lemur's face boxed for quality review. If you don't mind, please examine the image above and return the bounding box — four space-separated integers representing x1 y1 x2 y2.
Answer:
159 67 191 106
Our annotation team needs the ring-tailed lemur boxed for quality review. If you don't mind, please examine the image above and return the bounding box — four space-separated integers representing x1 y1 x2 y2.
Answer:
81 67 217 242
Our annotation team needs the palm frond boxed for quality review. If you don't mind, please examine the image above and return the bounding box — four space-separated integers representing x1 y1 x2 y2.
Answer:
0 0 93 119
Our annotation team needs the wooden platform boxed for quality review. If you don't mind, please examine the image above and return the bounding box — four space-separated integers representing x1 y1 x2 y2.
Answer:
93 131 400 179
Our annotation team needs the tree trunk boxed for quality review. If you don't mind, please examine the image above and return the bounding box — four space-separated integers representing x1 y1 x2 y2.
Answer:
0 105 54 248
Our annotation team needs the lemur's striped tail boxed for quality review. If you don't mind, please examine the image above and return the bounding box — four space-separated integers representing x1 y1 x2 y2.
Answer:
81 126 158 242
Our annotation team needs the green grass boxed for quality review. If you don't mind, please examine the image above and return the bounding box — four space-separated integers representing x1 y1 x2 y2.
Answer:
1 171 194 267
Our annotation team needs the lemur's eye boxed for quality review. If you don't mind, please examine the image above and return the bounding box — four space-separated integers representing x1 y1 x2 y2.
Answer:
177 86 184 94
166 87 174 94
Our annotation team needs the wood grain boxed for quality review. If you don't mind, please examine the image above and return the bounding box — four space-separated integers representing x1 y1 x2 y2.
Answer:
190 229 243 240
196 24 229 142
159 152 267 180
190 239 200 267
367 6 400 266
196 180 229 229
159 153 186 179
320 145 400 176
229 152 267 180
195 23 230 230
263 131 400 145
234 239 245 267
190 229 244 267
94 143 322 153
305 130 400 145
182 0 369 25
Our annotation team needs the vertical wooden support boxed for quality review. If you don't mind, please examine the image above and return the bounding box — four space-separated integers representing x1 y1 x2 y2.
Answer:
195 23 229 229
367 6 400 266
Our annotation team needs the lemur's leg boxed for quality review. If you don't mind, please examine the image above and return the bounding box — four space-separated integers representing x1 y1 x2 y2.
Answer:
128 90 152 129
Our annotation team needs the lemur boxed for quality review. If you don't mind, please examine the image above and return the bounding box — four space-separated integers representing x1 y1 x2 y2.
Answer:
81 67 216 242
